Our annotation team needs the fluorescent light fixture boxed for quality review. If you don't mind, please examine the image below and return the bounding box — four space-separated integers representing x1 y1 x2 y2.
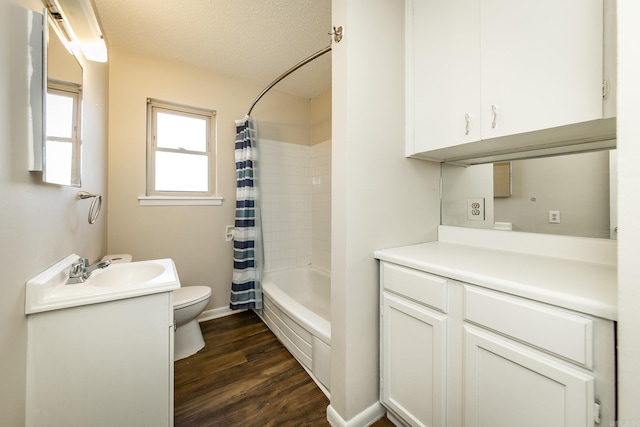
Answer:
46 0 108 62
79 38 107 62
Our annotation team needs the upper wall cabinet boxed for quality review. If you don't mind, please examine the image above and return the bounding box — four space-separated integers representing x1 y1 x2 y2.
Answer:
406 0 617 164
407 0 481 152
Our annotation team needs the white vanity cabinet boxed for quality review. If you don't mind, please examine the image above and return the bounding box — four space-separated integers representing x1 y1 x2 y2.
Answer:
406 0 615 161
463 286 615 427
464 327 595 427
377 245 616 427
26 292 175 427
381 294 446 427
380 262 463 427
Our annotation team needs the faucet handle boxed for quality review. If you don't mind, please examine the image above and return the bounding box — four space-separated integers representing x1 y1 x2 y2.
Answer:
70 260 85 278
67 257 91 284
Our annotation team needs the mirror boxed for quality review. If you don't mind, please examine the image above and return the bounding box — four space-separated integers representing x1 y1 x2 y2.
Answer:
44 14 82 186
25 9 44 173
441 150 616 240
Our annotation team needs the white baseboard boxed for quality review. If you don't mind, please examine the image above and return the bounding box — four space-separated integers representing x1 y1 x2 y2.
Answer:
327 402 386 427
385 411 403 426
198 306 245 322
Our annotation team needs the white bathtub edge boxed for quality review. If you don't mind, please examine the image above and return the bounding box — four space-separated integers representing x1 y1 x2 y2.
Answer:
262 276 331 345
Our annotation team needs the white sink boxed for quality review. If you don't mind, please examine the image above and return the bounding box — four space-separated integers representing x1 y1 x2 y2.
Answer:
87 262 166 287
25 254 181 314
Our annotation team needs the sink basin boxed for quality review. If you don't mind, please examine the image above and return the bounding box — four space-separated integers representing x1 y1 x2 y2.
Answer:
25 255 181 314
87 262 166 287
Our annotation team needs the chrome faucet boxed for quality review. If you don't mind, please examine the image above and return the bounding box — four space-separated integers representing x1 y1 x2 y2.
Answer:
67 258 111 284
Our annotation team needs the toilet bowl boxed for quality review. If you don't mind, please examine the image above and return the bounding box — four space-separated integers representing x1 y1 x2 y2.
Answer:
173 286 211 361
101 254 211 361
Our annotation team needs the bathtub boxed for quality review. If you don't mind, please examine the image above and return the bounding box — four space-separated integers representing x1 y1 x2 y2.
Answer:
261 267 331 396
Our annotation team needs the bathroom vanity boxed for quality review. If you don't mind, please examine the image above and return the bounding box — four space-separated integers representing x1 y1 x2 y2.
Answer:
375 228 617 427
25 255 180 427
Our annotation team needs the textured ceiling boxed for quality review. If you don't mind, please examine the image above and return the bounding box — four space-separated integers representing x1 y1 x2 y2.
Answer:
92 0 332 99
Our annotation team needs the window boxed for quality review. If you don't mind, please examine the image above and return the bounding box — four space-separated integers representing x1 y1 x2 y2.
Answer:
45 81 81 186
145 99 220 205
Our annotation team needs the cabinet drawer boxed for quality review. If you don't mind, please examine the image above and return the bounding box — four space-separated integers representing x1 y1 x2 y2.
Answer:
381 262 448 313
464 286 593 368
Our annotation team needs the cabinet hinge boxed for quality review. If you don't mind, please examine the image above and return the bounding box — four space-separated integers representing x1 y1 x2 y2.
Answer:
602 79 609 99
594 400 601 424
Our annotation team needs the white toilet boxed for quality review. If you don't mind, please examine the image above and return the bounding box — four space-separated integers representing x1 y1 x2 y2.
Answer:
101 254 212 361
173 285 211 361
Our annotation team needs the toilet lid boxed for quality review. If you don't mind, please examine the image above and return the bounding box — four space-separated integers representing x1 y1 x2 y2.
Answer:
174 286 211 309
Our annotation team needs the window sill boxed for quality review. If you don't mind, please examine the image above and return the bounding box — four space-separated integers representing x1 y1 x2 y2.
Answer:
138 196 224 206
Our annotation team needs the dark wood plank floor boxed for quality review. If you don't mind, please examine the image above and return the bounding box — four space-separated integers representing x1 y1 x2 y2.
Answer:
174 310 394 427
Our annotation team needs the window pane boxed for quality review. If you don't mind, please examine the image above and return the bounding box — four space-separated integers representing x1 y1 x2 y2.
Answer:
46 93 74 138
45 140 72 185
155 151 208 192
156 111 207 152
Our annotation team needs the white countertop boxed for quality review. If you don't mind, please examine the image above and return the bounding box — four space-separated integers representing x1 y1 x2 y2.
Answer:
375 241 617 320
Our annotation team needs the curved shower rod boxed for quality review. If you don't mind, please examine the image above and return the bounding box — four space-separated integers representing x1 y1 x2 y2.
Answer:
246 45 332 117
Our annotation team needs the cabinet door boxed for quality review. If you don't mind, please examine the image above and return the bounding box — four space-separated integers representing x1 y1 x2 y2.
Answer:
406 0 481 155
26 293 173 427
464 325 594 427
381 292 447 427
480 0 604 139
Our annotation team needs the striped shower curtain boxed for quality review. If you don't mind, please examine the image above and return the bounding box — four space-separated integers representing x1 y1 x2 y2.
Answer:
230 116 263 310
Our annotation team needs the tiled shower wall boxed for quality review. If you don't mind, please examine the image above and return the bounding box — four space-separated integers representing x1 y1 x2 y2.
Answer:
311 140 331 271
260 139 331 272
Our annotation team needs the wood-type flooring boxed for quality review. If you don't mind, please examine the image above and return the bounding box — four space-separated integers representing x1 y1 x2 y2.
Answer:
174 310 394 427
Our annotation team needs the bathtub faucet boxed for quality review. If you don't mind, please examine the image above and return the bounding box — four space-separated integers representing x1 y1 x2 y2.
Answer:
67 258 111 284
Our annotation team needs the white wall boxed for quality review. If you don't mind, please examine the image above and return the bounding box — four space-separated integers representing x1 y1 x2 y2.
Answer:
330 0 441 422
0 1 108 424
106 48 314 313
616 0 640 422
312 89 332 144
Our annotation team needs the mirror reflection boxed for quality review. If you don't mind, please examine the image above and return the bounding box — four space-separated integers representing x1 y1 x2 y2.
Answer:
441 150 616 240
44 16 82 186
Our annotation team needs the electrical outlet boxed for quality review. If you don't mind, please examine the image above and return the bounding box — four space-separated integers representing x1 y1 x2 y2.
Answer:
467 198 485 221
548 211 561 224
225 225 235 241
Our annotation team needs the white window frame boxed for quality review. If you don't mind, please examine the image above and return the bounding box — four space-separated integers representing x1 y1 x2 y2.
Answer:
142 98 222 206
45 80 82 187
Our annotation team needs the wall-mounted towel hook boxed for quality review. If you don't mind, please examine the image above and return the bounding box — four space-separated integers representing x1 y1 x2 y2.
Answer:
77 191 102 224
329 26 343 43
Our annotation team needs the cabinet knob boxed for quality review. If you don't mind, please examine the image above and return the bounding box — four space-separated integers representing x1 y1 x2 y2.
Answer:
465 113 471 135
491 105 498 129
